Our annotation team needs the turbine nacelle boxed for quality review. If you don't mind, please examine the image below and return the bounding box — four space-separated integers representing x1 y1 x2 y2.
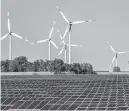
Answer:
9 32 12 35
69 22 72 24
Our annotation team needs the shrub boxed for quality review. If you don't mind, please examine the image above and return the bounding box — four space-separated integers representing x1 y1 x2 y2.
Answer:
113 66 121 72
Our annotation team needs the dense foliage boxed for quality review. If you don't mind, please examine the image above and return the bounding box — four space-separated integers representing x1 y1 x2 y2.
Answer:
0 56 97 74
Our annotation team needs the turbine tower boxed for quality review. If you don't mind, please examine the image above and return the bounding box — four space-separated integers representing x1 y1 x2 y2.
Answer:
107 41 129 70
57 28 82 63
56 6 95 64
37 21 58 60
0 12 23 60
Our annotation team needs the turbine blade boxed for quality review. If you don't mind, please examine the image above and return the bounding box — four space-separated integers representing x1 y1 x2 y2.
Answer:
86 20 96 22
71 44 82 47
62 25 69 39
51 41 58 49
58 46 65 56
57 28 63 39
8 18 11 32
11 33 23 39
57 26 68 48
56 6 69 23
53 21 56 25
59 34 63 40
49 21 56 39
0 33 9 41
72 21 85 24
107 41 115 53
62 40 65 45
71 44 78 47
72 20 96 24
118 51 129 54
37 39 49 43
58 41 63 48
110 55 116 68
118 52 126 54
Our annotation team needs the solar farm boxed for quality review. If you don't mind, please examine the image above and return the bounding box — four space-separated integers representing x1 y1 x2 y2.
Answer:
1 74 129 111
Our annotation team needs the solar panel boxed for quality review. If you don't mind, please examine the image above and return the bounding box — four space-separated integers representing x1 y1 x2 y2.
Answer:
1 74 129 110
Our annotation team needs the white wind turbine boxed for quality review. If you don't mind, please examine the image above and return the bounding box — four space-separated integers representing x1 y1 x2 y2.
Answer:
23 37 29 44
56 6 95 64
24 38 35 45
57 28 82 63
107 41 129 70
0 12 23 60
37 21 58 60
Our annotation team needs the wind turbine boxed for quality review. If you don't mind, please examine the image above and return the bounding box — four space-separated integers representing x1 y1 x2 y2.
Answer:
23 37 29 44
56 6 95 64
37 21 58 60
22 37 35 45
57 28 82 63
107 41 129 69
0 12 23 60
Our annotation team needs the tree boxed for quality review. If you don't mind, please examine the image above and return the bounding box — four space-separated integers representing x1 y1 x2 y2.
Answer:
26 62 34 72
9 56 28 72
53 58 64 74
71 63 82 74
38 59 47 71
33 60 40 72
45 60 52 72
1 60 11 72
80 63 94 74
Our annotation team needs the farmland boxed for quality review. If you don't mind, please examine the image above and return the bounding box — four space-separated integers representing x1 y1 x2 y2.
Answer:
1 73 129 110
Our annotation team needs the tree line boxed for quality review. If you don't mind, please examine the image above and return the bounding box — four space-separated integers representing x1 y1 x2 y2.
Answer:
0 56 97 74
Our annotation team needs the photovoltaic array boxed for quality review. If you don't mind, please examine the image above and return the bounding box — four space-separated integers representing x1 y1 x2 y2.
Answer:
1 74 129 110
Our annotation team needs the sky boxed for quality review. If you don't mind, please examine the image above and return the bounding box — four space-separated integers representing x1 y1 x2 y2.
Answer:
1 0 129 71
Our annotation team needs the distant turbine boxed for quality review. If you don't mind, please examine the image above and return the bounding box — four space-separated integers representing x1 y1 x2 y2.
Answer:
23 37 29 44
23 38 36 45
56 6 95 64
0 12 23 60
57 28 82 63
37 21 58 60
107 41 129 69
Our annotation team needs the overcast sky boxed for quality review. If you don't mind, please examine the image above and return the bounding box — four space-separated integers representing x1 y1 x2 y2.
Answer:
1 0 129 71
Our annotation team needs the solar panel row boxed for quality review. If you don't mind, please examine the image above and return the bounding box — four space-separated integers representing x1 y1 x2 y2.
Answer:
1 74 129 110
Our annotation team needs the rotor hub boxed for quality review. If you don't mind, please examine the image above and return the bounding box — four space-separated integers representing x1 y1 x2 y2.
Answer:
9 32 12 35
